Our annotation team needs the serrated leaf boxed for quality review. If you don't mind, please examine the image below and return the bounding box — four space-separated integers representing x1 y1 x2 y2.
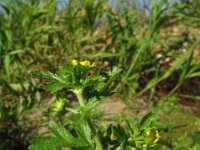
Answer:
29 136 66 150
32 71 75 92
95 67 121 93
83 75 105 88
45 82 67 92
75 119 93 146
58 64 74 79
49 120 73 140
76 99 99 116
107 67 122 83
49 121 87 148
95 82 107 92
138 112 155 130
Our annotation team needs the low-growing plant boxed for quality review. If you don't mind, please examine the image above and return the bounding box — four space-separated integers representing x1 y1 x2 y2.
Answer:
29 59 160 150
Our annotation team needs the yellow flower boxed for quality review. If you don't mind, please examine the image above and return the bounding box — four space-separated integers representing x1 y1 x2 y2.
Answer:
71 59 78 66
80 60 95 67
80 60 90 66
143 128 160 145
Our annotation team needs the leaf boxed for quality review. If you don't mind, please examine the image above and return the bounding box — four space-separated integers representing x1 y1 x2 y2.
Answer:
111 125 127 142
75 119 93 146
95 67 121 93
95 82 107 92
138 46 195 96
86 52 122 58
58 64 74 79
32 71 74 92
4 55 10 80
8 49 25 55
29 136 66 150
76 99 99 118
138 112 155 130
45 82 68 92
83 75 105 88
186 72 200 78
32 71 61 82
180 94 200 101
186 63 200 78
49 121 87 148
162 46 194 79
107 67 122 83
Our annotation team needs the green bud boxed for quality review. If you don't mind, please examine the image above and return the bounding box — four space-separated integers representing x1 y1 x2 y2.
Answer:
143 128 160 145
49 98 68 113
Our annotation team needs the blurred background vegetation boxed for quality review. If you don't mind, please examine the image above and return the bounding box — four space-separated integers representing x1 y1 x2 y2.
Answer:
0 0 200 149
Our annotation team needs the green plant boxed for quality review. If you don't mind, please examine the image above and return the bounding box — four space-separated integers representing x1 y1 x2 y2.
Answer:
86 0 178 102
29 59 160 150
1 0 199 149
174 0 200 27
0 0 60 148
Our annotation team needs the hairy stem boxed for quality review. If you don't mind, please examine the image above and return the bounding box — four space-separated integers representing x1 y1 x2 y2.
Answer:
73 89 85 106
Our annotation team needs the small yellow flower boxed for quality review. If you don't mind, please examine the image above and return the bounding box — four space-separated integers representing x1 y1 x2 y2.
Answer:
143 128 160 145
71 59 78 66
80 60 90 66
80 60 95 67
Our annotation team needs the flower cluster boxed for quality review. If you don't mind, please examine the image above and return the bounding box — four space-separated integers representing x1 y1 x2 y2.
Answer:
71 59 95 68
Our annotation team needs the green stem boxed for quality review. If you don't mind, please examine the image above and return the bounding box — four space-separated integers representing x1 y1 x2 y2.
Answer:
73 89 85 106
87 119 103 150
73 89 103 150
94 135 103 150
167 83 181 98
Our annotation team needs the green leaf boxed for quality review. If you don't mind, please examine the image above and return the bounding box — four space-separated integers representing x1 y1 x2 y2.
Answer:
96 67 121 92
29 136 66 150
111 125 127 142
86 52 122 58
83 75 105 88
49 120 73 140
45 82 68 93
32 71 74 92
138 112 155 130
138 45 195 96
107 67 122 83
58 64 74 79
75 119 93 146
49 121 87 148
95 82 107 92
76 99 99 117
162 46 194 79
4 55 10 80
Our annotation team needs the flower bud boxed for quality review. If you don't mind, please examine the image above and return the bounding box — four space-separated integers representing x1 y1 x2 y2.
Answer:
49 98 68 113
143 128 159 145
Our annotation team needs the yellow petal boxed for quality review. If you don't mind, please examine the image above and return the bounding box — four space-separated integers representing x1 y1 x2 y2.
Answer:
80 60 91 67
